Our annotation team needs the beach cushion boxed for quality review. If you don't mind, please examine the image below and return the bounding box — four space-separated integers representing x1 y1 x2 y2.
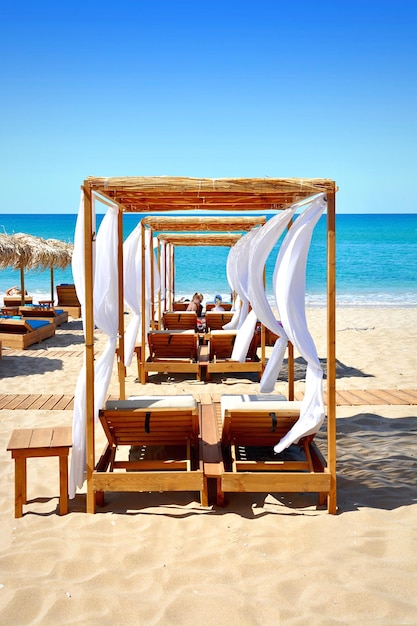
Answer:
220 394 301 422
26 319 51 330
105 395 197 410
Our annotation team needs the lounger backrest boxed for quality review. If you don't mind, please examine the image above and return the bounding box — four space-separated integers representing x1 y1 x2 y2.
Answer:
208 331 237 359
220 396 302 447
3 296 33 307
148 330 198 360
208 330 260 360
19 306 57 318
205 302 233 311
162 312 198 331
56 284 80 307
0 317 50 333
99 403 199 447
205 311 234 331
0 318 31 334
172 302 189 311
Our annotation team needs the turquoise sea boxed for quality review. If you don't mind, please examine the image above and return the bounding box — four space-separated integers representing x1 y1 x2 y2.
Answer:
1 213 416 307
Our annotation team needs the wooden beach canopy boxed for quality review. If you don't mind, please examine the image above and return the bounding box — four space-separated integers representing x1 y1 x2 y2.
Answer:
74 176 337 513
146 217 266 313
155 232 242 315
0 233 74 303
87 175 335 211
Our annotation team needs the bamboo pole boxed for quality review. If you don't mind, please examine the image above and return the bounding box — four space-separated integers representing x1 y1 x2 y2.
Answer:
140 220 146 384
326 192 337 514
157 237 162 326
84 182 96 514
150 230 155 330
169 244 174 309
20 267 25 305
117 208 126 400
285 216 295 400
288 342 294 401
50 267 54 304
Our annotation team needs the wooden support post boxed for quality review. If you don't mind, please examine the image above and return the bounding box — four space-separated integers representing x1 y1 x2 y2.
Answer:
327 192 337 514
117 208 126 400
84 182 96 514
288 342 294 401
140 220 147 385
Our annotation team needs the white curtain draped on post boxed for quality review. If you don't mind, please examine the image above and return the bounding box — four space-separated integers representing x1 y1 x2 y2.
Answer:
224 227 259 332
222 228 259 360
247 207 297 392
93 203 119 408
273 193 327 452
123 224 142 366
151 237 161 322
69 199 119 498
158 239 166 319
69 192 91 498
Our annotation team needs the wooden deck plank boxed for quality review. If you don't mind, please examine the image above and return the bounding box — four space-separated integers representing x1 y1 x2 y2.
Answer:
0 395 19 409
0 389 415 411
26 395 53 410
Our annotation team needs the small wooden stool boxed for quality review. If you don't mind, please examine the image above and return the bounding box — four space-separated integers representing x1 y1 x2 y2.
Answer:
7 426 72 518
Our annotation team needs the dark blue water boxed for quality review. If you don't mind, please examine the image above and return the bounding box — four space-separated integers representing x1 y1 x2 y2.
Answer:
1 213 416 306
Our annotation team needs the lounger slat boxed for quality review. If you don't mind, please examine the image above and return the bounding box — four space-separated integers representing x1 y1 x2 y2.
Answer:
162 312 198 331
93 471 204 493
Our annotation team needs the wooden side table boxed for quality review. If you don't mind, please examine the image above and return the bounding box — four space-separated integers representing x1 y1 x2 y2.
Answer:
7 426 72 518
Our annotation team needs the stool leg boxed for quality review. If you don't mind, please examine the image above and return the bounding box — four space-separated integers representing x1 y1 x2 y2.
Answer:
14 457 26 518
59 455 69 515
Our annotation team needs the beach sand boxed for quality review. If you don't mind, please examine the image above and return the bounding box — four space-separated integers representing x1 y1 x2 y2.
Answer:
0 307 416 625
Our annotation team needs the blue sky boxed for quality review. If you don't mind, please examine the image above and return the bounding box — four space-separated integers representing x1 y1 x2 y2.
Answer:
1 0 416 214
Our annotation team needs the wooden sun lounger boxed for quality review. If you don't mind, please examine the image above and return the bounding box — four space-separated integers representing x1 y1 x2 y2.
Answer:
94 396 206 509
206 330 263 380
3 296 33 307
214 396 330 509
56 284 81 318
0 318 55 349
162 311 198 331
205 311 234 331
142 329 201 382
19 306 69 327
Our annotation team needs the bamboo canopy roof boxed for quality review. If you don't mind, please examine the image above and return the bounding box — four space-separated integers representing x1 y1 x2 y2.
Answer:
143 215 265 232
157 233 242 247
87 176 337 212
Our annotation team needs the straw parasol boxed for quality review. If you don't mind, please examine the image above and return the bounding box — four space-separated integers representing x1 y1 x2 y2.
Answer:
0 233 74 304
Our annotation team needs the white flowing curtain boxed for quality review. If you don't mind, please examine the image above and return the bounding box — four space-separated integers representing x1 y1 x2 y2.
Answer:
123 224 142 366
123 226 160 367
69 191 92 498
273 193 327 452
247 207 297 392
69 198 119 498
222 228 259 360
150 236 162 321
158 239 166 317
224 227 259 331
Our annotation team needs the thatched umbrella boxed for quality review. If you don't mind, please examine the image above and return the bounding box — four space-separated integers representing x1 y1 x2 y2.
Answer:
1 233 73 304
0 233 19 268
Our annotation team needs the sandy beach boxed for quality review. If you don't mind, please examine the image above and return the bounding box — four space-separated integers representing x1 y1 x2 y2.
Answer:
0 306 416 625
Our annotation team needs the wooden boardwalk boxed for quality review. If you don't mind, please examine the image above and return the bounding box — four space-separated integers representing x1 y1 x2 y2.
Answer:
0 389 416 411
